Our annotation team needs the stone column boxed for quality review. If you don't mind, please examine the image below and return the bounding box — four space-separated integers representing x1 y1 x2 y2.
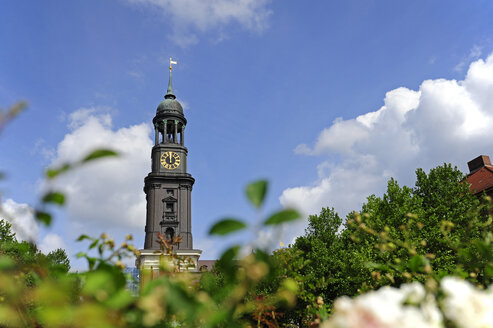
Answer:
173 120 178 143
154 124 159 145
163 120 167 143
180 125 185 146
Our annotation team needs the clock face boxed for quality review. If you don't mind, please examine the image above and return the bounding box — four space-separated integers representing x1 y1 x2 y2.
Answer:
160 151 181 170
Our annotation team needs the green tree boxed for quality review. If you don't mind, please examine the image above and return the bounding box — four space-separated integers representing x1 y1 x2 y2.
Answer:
46 248 71 273
355 164 491 286
0 219 71 274
0 219 16 242
279 163 492 322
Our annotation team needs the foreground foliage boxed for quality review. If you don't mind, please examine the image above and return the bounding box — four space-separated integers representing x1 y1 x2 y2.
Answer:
1 159 492 327
0 178 301 327
1 105 493 326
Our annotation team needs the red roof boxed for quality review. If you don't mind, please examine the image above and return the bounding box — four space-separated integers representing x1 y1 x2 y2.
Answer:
467 165 493 194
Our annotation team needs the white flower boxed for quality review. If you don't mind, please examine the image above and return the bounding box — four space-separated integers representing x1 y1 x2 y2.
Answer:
441 277 493 328
321 282 442 328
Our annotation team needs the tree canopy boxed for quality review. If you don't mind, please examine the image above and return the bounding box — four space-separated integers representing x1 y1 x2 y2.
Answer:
269 163 493 323
0 218 71 274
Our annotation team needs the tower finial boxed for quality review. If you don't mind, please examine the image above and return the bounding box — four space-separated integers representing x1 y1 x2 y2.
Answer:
166 58 178 99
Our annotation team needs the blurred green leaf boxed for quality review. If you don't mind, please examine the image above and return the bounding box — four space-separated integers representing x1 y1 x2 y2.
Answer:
245 180 267 208
264 208 301 225
82 149 118 163
408 255 429 273
215 245 240 283
485 264 493 277
42 191 66 206
0 172 4 180
165 282 200 317
46 163 71 179
77 234 91 241
207 309 231 326
35 210 52 226
282 278 299 294
209 218 247 236
105 289 134 309
0 306 21 326
44 149 118 180
95 262 127 288
0 256 15 270
89 239 99 249
88 257 96 270
83 271 115 296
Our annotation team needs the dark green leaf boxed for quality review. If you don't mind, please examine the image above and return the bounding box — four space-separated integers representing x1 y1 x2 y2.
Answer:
35 210 52 226
87 257 96 270
485 264 493 277
77 234 91 242
89 239 99 249
41 191 66 205
245 180 268 208
45 163 71 179
264 208 301 225
209 218 247 236
82 149 118 163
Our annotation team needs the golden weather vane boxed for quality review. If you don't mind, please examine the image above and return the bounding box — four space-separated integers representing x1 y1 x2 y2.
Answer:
169 58 178 71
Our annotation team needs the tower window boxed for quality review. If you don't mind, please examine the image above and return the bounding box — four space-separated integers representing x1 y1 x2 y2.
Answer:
166 203 174 212
165 228 175 241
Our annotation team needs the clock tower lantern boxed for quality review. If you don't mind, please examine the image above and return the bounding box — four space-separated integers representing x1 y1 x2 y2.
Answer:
138 61 202 274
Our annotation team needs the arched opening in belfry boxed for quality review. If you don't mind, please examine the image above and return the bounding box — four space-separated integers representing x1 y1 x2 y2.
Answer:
179 124 184 145
166 121 174 143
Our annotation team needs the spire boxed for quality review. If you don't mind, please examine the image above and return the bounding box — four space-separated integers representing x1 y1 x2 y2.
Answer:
165 58 178 100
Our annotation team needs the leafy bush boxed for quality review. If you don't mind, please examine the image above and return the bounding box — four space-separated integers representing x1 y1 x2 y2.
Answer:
1 103 493 327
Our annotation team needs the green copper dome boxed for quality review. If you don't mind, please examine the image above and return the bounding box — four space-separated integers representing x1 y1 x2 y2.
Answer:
156 97 183 114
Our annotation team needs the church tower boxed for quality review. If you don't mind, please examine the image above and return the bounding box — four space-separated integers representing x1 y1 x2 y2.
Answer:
138 60 202 276
135 58 202 280
143 62 195 251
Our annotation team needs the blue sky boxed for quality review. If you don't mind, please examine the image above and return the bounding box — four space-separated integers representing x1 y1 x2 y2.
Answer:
2 0 493 268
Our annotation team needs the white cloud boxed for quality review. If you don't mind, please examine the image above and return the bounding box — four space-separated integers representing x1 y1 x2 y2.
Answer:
0 198 38 242
125 0 272 46
48 108 153 237
280 53 493 240
454 45 482 72
39 233 66 254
